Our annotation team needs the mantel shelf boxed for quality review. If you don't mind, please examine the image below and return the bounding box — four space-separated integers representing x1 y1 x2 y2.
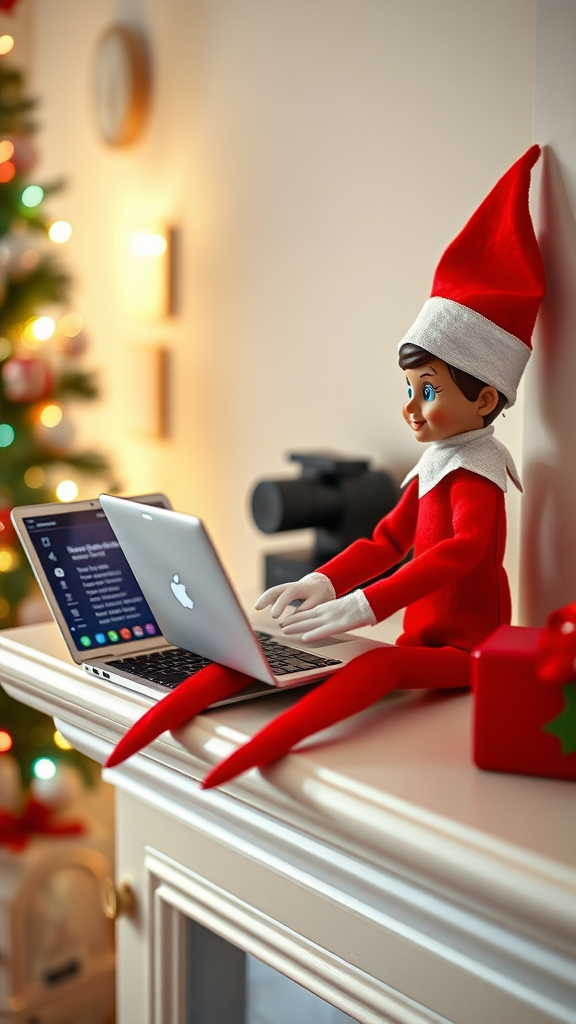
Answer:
1 621 575 1024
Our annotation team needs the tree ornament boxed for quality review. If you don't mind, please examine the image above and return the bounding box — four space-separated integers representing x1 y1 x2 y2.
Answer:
0 507 16 544
8 133 39 175
30 763 84 811
33 408 75 452
55 328 89 357
2 356 53 403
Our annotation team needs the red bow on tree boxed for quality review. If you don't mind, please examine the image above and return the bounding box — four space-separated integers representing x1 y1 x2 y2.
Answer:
0 797 84 852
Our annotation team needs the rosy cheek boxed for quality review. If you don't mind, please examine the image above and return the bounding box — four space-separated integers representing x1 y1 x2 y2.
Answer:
427 407 448 426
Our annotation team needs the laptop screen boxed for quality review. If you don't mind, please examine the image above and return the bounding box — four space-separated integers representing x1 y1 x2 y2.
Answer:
22 506 162 653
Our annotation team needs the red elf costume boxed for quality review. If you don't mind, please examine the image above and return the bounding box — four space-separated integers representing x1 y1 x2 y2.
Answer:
106 145 546 788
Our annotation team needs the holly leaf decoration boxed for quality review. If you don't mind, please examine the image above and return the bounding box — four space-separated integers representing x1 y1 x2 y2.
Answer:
542 683 576 756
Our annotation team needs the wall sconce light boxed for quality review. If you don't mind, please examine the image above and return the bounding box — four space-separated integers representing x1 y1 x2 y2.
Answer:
124 226 177 320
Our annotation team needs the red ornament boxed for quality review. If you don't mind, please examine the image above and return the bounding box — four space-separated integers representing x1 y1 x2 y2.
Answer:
0 507 16 544
2 357 53 403
0 0 20 11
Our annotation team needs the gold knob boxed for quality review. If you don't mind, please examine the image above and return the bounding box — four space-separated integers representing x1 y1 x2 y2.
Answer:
101 878 136 920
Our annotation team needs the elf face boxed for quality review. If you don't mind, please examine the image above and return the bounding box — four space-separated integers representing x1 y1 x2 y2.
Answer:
402 358 498 443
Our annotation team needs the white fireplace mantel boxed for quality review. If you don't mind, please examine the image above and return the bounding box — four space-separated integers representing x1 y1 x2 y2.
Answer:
0 621 574 1024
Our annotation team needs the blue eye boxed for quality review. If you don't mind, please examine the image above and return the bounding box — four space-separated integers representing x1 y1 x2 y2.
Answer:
407 386 413 400
422 383 436 402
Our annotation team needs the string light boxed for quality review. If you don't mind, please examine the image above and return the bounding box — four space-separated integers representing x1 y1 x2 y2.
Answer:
0 337 11 360
31 316 55 341
0 423 15 447
0 36 14 56
32 757 56 780
0 546 18 572
39 404 63 427
59 312 83 337
0 161 15 183
0 141 14 163
0 730 13 753
21 185 44 208
56 479 78 501
0 597 9 619
24 465 46 488
53 730 73 751
48 220 72 244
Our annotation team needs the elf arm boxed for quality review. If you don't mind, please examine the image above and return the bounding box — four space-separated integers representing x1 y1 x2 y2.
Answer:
255 478 419 621
282 471 499 638
318 476 419 593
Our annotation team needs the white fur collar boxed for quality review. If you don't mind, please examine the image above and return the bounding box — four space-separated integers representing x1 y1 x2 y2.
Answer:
401 425 522 498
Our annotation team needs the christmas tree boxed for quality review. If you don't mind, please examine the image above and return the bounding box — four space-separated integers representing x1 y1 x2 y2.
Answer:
0 37 115 798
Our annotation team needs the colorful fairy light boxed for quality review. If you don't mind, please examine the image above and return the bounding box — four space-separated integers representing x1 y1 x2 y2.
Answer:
0 423 15 447
53 730 73 751
0 161 15 183
0 140 14 162
0 546 18 572
31 316 56 341
56 479 78 502
0 36 14 57
0 730 13 753
21 184 44 208
32 757 57 780
48 220 72 244
59 312 83 337
39 404 63 427
24 465 46 488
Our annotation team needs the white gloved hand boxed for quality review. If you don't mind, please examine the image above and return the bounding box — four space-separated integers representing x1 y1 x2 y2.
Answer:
279 589 376 642
255 572 336 619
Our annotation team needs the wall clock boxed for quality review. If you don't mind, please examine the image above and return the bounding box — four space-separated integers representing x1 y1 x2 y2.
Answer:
94 25 150 146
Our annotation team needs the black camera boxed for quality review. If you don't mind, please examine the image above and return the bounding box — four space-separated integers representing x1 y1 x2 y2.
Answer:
251 451 400 588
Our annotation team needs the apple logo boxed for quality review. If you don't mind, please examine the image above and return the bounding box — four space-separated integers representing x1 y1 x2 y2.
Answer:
170 574 194 610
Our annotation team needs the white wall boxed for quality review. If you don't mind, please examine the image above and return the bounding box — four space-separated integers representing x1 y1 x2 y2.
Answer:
520 0 576 624
28 0 536 596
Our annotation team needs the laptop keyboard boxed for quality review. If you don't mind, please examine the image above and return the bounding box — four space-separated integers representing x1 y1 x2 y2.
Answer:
254 632 342 674
107 648 212 688
107 632 342 689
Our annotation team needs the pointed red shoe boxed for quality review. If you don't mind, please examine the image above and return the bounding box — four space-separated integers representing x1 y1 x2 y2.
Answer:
105 663 253 767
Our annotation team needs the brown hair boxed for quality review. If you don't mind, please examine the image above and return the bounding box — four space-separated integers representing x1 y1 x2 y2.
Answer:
398 343 507 427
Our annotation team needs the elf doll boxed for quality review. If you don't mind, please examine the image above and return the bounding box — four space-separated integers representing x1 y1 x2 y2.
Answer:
106 145 545 788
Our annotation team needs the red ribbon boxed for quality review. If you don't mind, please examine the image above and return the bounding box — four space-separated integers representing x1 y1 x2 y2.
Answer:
0 798 85 852
537 600 576 685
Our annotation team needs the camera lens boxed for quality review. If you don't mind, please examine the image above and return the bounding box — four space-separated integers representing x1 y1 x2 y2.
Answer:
251 479 342 533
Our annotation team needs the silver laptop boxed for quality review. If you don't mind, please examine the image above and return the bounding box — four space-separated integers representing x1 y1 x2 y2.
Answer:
98 493 385 690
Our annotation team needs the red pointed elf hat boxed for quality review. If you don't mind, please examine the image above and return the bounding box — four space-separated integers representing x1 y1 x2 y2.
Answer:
399 145 545 406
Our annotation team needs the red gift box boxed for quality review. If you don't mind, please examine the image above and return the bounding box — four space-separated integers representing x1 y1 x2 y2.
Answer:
472 625 576 780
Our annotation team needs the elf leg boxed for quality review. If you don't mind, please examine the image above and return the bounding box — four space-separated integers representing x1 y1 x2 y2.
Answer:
202 644 470 789
105 663 254 768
